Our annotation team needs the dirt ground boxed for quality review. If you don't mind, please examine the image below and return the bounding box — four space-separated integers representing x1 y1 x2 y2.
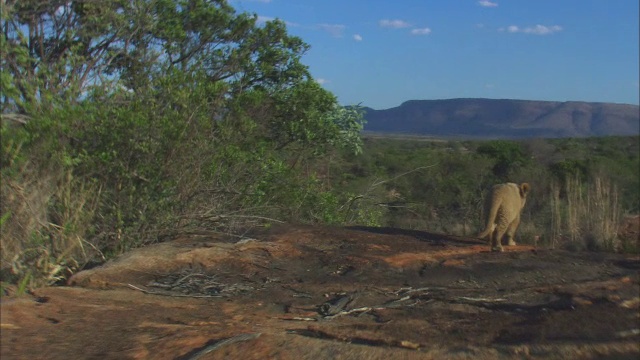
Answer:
1 225 639 359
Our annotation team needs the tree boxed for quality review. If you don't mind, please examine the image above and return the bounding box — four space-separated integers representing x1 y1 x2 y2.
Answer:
1 0 366 286
2 0 364 161
1 0 310 112
477 140 529 180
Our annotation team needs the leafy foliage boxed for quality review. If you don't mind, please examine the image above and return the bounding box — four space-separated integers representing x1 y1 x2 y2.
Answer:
1 0 365 287
476 140 530 180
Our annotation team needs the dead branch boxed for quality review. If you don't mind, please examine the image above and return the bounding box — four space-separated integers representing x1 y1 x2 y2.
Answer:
323 306 374 319
127 284 222 298
371 165 437 188
179 213 284 224
280 317 317 321
395 286 444 296
0 113 30 125
457 296 507 303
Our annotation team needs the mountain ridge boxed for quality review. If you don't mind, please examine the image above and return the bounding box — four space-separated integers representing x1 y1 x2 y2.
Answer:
362 98 640 139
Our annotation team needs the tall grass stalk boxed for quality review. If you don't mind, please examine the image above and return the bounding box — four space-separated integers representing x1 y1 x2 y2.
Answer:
1 164 101 288
550 182 562 249
550 176 622 251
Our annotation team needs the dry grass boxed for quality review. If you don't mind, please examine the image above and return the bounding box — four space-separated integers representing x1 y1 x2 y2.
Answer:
550 176 623 251
617 215 639 253
1 160 102 289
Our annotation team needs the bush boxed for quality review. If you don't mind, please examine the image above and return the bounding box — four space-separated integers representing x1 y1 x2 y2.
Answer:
0 1 366 288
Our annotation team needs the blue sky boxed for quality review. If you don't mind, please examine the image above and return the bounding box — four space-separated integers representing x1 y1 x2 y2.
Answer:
232 0 639 109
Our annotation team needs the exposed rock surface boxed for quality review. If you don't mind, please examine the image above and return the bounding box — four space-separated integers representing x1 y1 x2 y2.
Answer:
2 225 639 359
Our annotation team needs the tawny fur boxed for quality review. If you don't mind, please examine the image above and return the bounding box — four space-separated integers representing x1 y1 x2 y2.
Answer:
478 182 530 252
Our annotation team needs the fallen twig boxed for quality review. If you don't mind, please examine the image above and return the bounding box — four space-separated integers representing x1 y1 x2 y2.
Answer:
381 295 419 308
281 317 318 322
127 284 222 298
171 273 207 288
457 296 507 303
395 286 444 296
324 306 376 319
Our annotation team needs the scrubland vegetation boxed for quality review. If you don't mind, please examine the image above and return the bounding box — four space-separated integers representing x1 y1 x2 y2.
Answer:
331 136 638 252
1 1 638 289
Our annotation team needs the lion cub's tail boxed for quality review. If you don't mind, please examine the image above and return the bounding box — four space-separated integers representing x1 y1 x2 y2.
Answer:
477 198 500 239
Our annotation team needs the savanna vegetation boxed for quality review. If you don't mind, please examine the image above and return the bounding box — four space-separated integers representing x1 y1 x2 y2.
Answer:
1 0 638 290
332 135 639 252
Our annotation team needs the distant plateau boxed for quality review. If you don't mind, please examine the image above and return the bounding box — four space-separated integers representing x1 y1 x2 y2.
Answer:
362 98 640 139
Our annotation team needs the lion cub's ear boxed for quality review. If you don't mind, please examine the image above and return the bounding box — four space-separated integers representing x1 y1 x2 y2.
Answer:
520 183 531 197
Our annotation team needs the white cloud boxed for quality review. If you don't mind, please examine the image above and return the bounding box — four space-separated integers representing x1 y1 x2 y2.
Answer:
318 23 346 37
523 24 563 35
316 78 329 85
379 19 412 29
507 25 520 33
478 0 498 7
501 24 563 35
353 34 363 41
411 28 432 35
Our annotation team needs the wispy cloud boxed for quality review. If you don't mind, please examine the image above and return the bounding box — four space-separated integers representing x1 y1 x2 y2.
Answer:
316 78 330 85
478 0 498 7
505 25 519 33
500 24 563 35
318 23 346 37
411 28 432 35
353 34 363 41
379 19 412 29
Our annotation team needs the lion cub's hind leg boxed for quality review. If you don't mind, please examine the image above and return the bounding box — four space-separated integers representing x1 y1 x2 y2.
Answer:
485 223 496 245
505 215 521 246
491 227 506 252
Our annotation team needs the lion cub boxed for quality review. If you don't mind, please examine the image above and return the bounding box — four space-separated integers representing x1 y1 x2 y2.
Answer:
478 182 530 252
